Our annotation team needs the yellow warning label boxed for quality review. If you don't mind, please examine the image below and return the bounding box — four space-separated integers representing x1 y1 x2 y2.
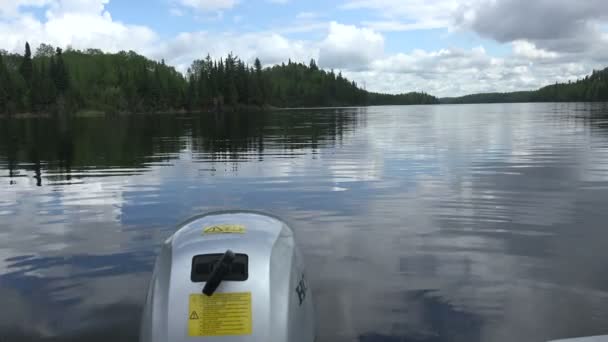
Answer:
188 292 252 337
203 224 246 235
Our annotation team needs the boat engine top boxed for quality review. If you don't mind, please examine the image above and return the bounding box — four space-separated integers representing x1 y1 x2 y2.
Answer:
140 211 315 342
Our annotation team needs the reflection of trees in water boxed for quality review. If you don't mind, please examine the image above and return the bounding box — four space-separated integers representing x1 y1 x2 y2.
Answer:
583 103 608 135
0 109 362 184
2 120 18 184
1 115 187 185
556 102 608 136
189 109 361 159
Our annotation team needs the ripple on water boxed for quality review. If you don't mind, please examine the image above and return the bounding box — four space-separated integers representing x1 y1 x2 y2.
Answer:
1 104 608 341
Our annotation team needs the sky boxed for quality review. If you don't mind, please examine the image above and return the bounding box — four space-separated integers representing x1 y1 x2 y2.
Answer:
0 0 608 97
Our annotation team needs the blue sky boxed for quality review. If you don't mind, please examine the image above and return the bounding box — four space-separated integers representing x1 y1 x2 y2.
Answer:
1 0 607 97
101 0 508 55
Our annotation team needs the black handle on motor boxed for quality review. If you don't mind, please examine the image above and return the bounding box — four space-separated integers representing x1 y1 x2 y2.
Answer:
202 250 235 296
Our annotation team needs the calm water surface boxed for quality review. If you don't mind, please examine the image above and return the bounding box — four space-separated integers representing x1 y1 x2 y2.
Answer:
2 103 608 342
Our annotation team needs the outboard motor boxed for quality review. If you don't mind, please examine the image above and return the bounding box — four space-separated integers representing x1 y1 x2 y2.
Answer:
140 211 315 342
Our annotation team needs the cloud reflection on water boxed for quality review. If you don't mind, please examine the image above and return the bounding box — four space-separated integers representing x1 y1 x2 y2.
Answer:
1 104 608 341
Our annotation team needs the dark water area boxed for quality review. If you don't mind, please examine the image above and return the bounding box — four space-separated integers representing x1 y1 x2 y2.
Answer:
1 103 608 342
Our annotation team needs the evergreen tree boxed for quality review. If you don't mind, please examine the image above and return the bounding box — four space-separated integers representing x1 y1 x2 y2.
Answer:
309 59 318 71
150 66 162 110
35 43 56 58
441 67 608 104
253 58 264 105
0 54 10 113
19 42 33 86
51 48 69 94
31 61 56 110
2 43 443 115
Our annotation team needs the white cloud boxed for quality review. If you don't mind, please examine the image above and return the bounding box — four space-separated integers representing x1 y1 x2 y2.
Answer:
0 0 53 17
454 0 608 68
0 0 317 71
154 31 317 72
333 0 608 95
343 0 608 61
154 22 587 97
1 0 607 97
362 19 447 32
318 21 384 70
169 7 184 16
176 0 238 12
342 0 466 31
0 0 157 54
342 43 601 97
295 12 320 20
46 0 109 17
277 21 328 34
371 46 492 75
457 0 608 44
512 40 558 60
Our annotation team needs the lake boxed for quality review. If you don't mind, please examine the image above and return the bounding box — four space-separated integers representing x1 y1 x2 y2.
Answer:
1 103 608 342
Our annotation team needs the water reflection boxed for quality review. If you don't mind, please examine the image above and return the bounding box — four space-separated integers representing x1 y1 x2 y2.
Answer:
1 104 608 342
358 290 482 342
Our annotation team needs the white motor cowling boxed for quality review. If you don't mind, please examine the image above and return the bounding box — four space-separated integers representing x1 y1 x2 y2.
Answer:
140 211 316 342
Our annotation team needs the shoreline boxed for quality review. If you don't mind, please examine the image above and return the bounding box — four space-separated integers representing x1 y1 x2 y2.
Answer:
3 101 608 119
0 104 280 119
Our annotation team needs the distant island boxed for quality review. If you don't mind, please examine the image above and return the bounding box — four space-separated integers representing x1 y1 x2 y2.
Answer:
441 68 608 104
0 42 438 116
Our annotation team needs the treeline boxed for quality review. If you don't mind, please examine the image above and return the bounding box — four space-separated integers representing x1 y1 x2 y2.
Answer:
441 68 608 104
0 43 187 114
0 43 73 114
0 42 438 115
260 60 437 107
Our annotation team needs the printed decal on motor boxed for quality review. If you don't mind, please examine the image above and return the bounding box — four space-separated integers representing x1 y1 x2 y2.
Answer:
295 273 308 306
188 292 252 337
202 224 246 235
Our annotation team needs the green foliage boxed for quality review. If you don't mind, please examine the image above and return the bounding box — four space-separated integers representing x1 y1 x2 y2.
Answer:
51 48 69 94
19 42 33 87
441 91 534 104
441 68 608 104
35 43 56 58
263 60 438 107
0 43 439 115
0 54 9 113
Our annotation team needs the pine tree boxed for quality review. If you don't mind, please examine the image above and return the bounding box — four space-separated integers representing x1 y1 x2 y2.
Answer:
51 48 69 94
309 59 318 71
3 44 445 113
187 73 199 110
253 58 264 105
19 42 33 86
198 65 209 106
35 43 56 58
31 61 56 110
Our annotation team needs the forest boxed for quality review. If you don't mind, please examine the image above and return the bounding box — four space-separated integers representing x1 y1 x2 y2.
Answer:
0 42 438 115
441 68 608 104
